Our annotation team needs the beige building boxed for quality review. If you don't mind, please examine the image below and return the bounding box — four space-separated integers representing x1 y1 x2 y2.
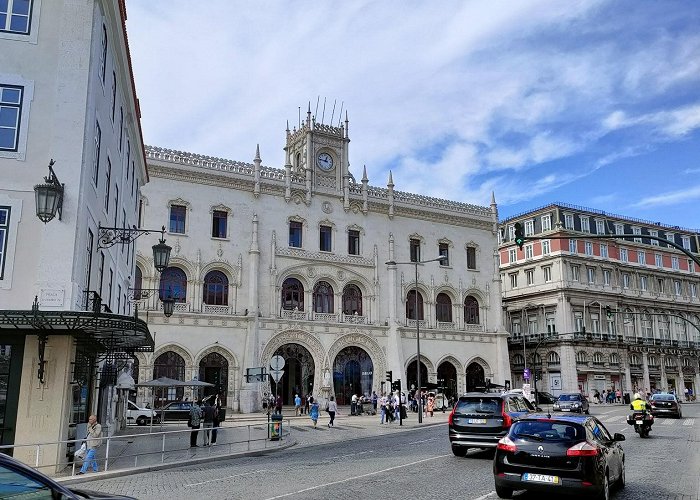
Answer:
499 203 700 399
133 111 511 413
0 0 153 470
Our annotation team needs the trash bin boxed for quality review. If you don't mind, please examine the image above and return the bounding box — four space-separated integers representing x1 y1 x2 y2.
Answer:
218 408 226 422
623 393 630 404
269 414 283 440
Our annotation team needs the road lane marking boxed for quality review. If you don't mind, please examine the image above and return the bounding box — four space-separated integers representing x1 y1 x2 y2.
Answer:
262 454 451 500
185 469 269 487
683 419 695 426
472 491 496 500
661 419 674 426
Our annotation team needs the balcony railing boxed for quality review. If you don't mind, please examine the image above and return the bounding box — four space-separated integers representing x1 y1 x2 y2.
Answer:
437 321 457 330
313 312 339 322
203 304 231 315
407 319 427 329
281 310 307 321
342 314 368 324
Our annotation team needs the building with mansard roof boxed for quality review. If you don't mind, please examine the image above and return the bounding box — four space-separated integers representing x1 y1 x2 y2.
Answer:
499 202 700 400
132 109 511 412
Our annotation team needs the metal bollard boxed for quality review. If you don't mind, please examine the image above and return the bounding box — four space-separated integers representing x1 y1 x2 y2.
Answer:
105 437 110 472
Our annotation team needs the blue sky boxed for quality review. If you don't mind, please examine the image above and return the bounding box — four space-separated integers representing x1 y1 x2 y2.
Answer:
125 1 700 229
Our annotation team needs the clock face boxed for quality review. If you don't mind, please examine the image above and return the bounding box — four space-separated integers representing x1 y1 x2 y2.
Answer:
317 152 334 171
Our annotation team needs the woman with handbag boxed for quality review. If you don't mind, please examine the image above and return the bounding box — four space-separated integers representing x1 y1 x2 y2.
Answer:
326 396 337 428
78 415 102 474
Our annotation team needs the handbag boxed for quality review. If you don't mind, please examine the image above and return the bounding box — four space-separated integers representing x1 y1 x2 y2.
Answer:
74 442 87 460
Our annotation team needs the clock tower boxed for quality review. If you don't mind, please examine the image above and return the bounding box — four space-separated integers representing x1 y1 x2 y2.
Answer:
283 104 351 201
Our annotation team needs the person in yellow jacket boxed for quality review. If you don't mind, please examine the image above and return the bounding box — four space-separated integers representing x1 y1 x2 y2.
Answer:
630 393 650 412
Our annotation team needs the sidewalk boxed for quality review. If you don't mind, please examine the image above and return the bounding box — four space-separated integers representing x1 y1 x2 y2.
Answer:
57 406 450 484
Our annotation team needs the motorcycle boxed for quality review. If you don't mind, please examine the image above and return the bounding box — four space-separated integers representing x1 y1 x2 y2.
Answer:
626 410 654 437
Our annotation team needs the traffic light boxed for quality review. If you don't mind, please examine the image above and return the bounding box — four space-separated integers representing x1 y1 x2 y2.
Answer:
392 379 401 392
386 370 392 383
605 306 613 318
514 222 525 250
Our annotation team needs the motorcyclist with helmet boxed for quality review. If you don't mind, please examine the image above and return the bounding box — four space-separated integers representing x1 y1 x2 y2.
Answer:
628 392 653 436
630 392 650 412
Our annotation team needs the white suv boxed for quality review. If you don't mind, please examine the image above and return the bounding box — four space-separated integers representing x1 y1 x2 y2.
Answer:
126 401 158 425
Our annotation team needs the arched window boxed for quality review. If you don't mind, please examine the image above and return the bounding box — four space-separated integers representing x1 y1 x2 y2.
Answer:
532 353 542 366
464 295 480 324
281 278 304 311
342 284 362 315
630 354 640 366
153 351 185 403
436 293 452 322
609 353 619 365
683 357 693 367
648 355 658 367
159 267 187 303
313 281 334 313
641 312 652 338
406 289 424 320
203 270 228 305
547 351 560 365
592 352 604 365
576 351 588 364
513 354 525 366
664 356 676 367
132 266 143 299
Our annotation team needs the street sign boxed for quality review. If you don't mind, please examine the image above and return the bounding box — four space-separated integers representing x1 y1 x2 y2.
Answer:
270 369 284 383
523 368 531 380
270 355 285 371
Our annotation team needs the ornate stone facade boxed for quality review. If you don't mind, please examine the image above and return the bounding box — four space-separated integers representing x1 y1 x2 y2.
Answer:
135 113 511 412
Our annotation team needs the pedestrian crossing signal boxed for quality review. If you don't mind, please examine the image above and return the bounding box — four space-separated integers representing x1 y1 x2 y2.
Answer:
386 370 392 383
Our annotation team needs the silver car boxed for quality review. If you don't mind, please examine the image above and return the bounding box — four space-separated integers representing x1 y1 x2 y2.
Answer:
552 393 590 414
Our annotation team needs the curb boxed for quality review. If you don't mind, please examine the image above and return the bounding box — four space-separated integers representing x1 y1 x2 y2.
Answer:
55 437 296 486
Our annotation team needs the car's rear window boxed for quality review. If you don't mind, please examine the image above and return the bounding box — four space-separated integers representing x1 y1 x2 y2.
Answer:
652 394 675 401
558 394 581 401
455 397 501 414
511 420 584 442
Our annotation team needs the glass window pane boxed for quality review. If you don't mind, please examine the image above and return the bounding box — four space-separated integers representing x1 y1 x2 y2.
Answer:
14 0 31 15
0 14 6 29
0 128 15 149
0 0 8 12
0 107 18 127
9 14 28 33
1 88 21 104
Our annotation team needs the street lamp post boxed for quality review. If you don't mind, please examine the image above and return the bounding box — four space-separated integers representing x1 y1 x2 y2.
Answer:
386 255 447 424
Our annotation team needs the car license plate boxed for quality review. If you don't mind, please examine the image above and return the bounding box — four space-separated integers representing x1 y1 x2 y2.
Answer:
635 420 643 424
561 408 570 411
523 473 560 484
468 418 487 424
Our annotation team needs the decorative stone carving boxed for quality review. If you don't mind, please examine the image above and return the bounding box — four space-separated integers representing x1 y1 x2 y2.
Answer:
307 267 316 277
321 201 333 214
337 270 345 281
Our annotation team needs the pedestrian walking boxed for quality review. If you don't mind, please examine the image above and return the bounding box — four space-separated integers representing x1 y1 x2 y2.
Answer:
211 393 222 445
202 399 215 446
78 415 102 474
371 391 378 413
275 394 283 415
327 396 338 427
427 394 435 417
351 393 358 416
294 394 302 416
189 400 203 447
305 394 311 415
309 397 319 428
379 394 387 424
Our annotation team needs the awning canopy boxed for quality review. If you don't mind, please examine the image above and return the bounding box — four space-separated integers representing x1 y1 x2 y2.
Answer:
0 308 154 354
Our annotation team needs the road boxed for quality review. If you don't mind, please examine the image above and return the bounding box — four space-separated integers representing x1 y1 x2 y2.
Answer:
76 403 700 500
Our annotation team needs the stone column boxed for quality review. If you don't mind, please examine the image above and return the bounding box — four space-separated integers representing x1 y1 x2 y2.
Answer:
385 234 404 382
660 354 668 391
559 342 578 392
240 215 261 413
642 352 651 394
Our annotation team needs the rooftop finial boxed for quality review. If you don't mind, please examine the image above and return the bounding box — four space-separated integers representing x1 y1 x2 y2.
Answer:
362 165 368 182
387 170 394 187
491 191 496 205
255 144 261 161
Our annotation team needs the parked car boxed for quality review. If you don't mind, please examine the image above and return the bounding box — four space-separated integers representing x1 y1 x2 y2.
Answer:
650 393 683 418
448 392 537 456
0 452 137 499
553 393 590 414
157 401 194 421
494 414 625 499
126 401 159 426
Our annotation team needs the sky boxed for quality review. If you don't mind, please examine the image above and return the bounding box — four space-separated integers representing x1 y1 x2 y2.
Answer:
125 1 700 229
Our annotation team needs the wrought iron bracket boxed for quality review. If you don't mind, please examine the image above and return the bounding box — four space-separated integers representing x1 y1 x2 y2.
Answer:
46 160 64 221
37 333 48 384
97 225 166 249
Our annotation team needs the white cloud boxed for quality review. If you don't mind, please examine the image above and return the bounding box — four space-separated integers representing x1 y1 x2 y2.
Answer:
124 1 700 215
629 185 700 209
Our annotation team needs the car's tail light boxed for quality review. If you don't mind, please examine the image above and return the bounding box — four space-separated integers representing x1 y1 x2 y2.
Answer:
448 406 456 425
502 405 512 428
650 402 656 407
566 441 599 457
497 436 517 453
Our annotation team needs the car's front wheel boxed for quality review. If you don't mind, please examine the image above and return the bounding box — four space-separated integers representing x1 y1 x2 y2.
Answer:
136 416 147 426
495 485 513 499
451 445 468 457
